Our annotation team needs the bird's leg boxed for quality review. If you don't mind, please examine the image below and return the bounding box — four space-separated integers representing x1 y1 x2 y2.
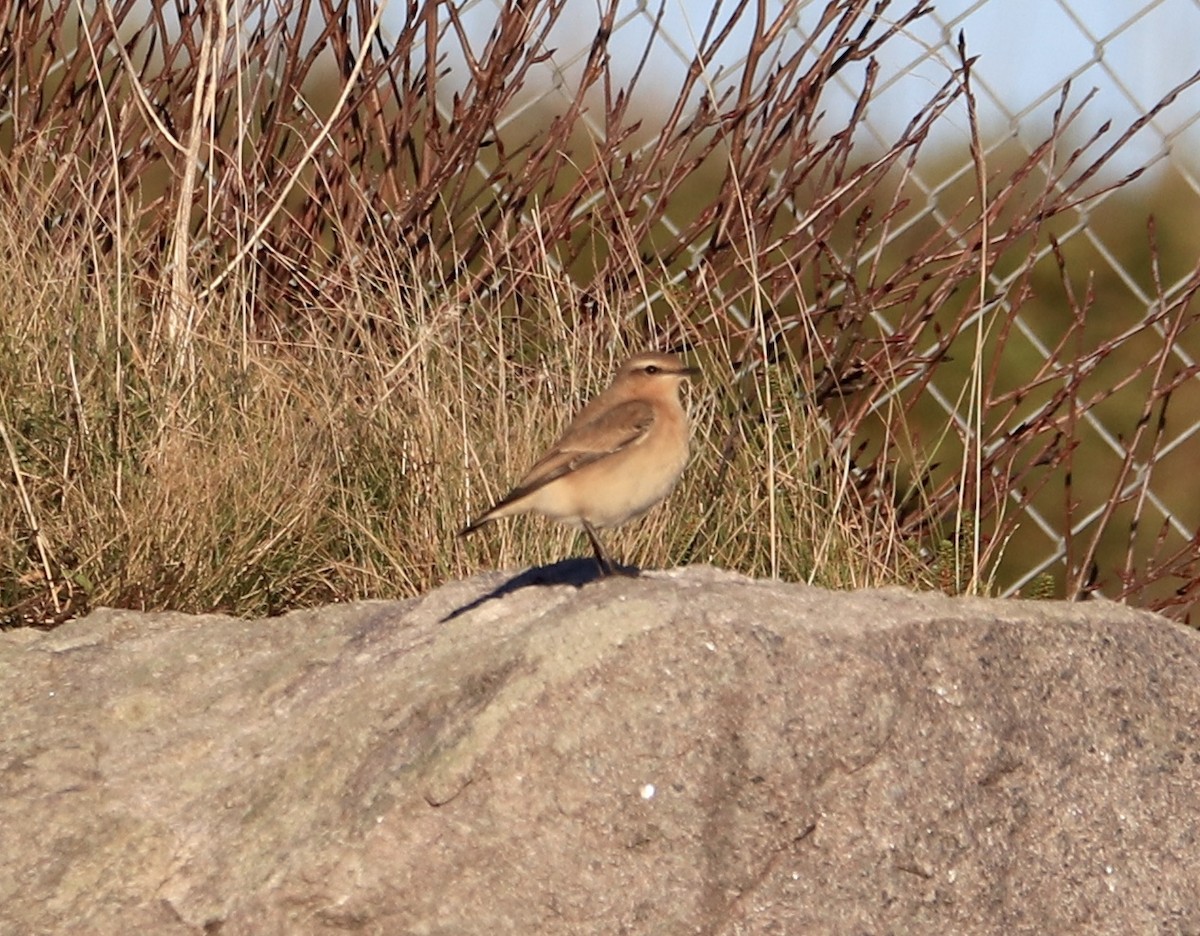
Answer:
582 520 616 577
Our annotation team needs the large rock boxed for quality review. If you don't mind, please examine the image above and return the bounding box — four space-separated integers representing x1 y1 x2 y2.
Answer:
2 565 1198 934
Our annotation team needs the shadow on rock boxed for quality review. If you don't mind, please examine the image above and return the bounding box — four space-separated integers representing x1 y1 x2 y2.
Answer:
440 558 640 622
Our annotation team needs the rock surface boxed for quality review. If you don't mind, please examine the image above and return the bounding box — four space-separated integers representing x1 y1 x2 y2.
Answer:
2 564 1199 934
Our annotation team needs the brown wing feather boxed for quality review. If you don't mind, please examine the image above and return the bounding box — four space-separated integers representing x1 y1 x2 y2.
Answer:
493 399 655 508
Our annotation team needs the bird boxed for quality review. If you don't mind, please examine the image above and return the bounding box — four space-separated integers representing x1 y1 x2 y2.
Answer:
460 351 699 575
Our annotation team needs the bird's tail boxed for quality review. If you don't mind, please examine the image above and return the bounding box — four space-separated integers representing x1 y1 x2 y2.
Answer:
458 485 533 537
457 514 493 538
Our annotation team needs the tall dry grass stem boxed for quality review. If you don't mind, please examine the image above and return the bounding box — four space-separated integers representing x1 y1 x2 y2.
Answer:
2 0 1199 625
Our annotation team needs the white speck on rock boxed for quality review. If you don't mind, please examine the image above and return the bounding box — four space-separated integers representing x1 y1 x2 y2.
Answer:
640 784 655 800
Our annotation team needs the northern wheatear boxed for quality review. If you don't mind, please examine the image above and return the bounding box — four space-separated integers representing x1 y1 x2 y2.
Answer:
460 351 698 575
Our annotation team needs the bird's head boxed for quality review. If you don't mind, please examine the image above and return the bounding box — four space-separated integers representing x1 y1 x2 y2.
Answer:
614 352 699 395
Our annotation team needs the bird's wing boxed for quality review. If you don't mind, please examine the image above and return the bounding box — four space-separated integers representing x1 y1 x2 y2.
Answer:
500 399 656 504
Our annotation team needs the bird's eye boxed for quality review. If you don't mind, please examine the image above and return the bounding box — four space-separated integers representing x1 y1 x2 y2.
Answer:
644 365 660 375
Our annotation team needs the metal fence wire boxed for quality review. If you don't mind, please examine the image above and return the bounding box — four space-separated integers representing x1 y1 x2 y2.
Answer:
432 0 1200 606
4 0 1199 617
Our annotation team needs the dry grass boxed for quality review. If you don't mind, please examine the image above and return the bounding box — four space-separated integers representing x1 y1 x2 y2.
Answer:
3 0 1200 627
0 192 931 626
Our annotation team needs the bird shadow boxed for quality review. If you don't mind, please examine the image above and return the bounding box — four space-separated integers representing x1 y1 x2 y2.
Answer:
440 557 640 622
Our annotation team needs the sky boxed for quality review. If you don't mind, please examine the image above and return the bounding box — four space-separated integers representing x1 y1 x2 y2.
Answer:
430 0 1200 184
83 0 1200 184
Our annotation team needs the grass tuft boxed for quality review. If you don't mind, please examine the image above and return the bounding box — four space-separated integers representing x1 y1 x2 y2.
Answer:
3 1 1200 626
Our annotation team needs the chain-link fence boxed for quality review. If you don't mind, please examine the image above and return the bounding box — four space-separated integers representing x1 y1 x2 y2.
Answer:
4 0 1199 620
432 0 1200 604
